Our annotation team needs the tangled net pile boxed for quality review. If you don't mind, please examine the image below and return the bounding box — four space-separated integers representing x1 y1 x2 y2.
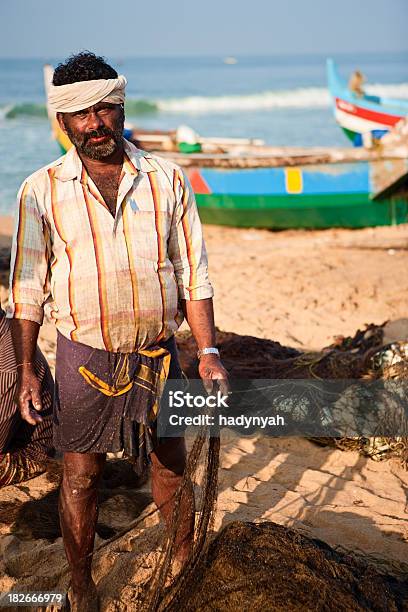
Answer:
136 323 407 610
176 324 408 467
172 521 408 612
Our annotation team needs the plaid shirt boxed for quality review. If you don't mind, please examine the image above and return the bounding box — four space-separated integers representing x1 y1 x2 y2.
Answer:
8 140 213 352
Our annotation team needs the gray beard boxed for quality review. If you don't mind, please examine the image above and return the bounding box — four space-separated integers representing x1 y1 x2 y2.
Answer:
64 125 123 160
79 137 118 160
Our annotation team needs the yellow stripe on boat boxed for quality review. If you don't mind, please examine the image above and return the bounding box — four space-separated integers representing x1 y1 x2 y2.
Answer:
285 168 303 194
52 117 73 153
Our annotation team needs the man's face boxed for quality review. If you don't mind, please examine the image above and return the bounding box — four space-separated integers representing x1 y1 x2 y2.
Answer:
58 102 125 160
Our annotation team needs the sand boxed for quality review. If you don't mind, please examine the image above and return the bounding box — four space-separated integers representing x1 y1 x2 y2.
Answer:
1 215 408 608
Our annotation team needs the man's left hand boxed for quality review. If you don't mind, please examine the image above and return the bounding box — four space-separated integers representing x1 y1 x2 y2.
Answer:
198 354 230 397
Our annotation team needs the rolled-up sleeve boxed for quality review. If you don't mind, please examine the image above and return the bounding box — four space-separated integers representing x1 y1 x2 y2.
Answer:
7 181 51 324
168 169 214 301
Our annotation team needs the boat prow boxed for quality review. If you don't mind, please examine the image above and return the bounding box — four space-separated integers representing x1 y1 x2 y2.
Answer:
327 58 408 147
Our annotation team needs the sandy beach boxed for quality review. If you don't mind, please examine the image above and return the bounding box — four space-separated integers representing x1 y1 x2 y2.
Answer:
1 215 408 608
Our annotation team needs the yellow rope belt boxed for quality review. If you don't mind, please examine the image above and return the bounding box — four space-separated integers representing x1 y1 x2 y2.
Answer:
78 347 171 399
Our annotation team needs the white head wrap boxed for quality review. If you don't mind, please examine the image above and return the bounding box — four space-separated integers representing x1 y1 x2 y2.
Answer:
48 75 127 113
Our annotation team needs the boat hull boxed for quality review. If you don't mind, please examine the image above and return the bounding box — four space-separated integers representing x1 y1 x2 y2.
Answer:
196 192 408 229
189 161 408 229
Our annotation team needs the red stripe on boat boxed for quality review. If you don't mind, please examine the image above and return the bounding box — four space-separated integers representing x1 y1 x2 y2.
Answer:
188 169 212 194
335 98 402 127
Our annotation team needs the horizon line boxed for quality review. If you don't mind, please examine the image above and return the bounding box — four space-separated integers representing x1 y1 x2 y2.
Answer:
1 49 408 61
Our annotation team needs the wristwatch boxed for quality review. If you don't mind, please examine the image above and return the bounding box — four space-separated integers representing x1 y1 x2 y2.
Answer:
197 347 220 359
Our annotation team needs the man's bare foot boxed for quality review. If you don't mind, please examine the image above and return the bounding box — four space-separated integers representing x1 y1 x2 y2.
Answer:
67 580 98 612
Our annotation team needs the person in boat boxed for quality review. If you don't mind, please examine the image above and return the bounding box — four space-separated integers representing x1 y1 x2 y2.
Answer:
8 51 229 611
348 70 366 97
0 307 53 487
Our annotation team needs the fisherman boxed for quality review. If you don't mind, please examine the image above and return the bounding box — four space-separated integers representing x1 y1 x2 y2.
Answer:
0 307 53 487
8 52 228 611
348 70 366 97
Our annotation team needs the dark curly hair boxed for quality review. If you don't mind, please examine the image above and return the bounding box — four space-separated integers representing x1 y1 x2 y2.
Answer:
52 52 118 86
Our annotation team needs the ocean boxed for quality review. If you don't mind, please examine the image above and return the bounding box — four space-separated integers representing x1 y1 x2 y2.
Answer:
0 51 407 215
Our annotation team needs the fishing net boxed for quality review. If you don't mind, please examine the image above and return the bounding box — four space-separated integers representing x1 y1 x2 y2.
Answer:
136 324 407 610
167 520 408 612
177 325 408 468
140 428 220 611
325 340 408 466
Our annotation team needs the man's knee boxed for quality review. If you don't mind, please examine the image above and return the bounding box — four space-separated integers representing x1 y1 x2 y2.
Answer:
62 453 105 495
64 472 100 493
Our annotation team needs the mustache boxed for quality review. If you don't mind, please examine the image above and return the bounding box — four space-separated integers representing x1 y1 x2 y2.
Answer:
84 127 115 143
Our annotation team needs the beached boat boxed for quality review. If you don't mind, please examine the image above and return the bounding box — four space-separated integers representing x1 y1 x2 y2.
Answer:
186 160 408 229
44 66 408 230
327 58 408 147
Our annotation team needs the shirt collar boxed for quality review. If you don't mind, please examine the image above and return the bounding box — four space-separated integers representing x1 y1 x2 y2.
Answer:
123 139 158 174
54 138 157 182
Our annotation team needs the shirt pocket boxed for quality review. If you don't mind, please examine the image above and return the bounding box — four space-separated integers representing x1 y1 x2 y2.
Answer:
128 209 171 263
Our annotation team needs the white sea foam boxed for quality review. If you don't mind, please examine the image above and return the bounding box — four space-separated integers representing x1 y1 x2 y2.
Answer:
0 105 13 121
156 83 408 114
365 83 408 99
157 88 331 113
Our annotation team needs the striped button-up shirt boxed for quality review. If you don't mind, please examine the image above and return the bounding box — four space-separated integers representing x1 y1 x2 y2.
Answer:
7 140 213 352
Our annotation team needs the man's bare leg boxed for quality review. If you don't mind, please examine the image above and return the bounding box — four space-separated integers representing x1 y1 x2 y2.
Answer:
150 436 195 564
59 452 106 610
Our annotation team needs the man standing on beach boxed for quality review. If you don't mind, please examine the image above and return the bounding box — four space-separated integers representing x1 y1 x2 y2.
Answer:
8 52 228 611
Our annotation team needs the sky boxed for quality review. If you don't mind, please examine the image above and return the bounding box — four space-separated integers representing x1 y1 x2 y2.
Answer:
0 0 407 59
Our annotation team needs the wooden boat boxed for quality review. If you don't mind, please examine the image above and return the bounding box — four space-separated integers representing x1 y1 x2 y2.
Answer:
43 66 408 230
327 58 408 146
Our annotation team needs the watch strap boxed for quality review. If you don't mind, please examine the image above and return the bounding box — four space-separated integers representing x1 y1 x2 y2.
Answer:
197 347 220 359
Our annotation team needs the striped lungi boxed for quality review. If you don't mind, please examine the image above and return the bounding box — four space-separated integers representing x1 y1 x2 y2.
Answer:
0 310 54 487
53 332 183 474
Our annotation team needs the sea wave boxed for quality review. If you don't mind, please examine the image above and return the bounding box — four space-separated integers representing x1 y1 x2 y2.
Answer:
0 102 48 119
155 83 408 113
2 83 408 119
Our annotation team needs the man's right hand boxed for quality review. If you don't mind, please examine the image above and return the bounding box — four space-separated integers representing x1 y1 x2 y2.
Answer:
10 319 42 425
16 364 43 425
